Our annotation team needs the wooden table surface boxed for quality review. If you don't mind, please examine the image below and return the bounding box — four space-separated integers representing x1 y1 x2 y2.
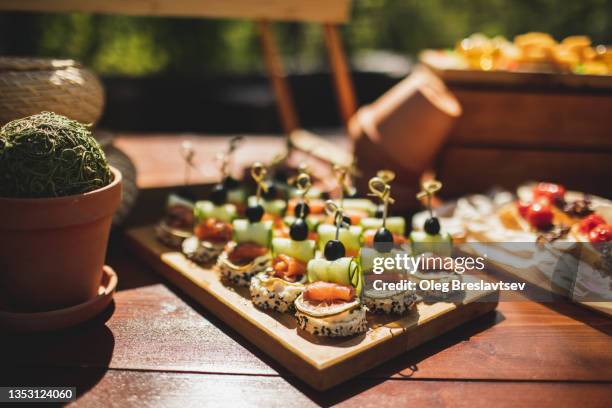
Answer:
2 134 612 407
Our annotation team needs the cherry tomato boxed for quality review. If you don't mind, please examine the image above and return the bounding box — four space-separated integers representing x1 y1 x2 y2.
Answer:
589 224 612 243
579 214 606 234
533 182 565 204
516 201 530 218
526 201 553 230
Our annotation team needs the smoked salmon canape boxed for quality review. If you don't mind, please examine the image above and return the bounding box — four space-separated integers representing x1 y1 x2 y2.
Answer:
216 217 274 287
181 196 237 265
250 220 316 313
360 246 417 315
155 194 195 249
294 237 368 337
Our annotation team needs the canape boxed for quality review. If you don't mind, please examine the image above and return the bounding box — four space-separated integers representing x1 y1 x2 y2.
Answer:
218 163 274 286
295 202 367 337
361 176 416 314
182 185 236 264
410 180 463 300
250 220 316 312
316 223 363 258
361 216 407 248
155 194 195 249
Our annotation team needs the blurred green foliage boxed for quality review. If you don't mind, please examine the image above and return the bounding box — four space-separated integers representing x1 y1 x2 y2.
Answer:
1 0 610 76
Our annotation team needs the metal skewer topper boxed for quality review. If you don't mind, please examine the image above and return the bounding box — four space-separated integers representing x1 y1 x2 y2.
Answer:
324 200 348 241
294 171 312 219
180 140 196 186
251 162 269 204
368 176 395 228
417 178 442 218
376 169 395 185
217 135 244 181
333 164 355 208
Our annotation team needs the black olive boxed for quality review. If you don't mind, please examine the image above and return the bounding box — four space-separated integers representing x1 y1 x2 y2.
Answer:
210 184 227 205
374 206 384 219
289 218 309 241
294 202 310 218
324 239 345 261
223 176 240 190
246 204 264 223
320 191 331 200
262 182 278 200
424 217 441 235
373 227 394 252
342 215 352 226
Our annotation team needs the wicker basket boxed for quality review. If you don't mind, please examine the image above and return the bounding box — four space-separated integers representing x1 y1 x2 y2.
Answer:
0 57 104 126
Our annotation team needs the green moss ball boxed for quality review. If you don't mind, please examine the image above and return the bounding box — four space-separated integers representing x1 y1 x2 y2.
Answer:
0 111 112 198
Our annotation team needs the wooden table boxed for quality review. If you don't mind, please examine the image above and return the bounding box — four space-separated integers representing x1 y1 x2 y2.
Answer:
2 134 612 407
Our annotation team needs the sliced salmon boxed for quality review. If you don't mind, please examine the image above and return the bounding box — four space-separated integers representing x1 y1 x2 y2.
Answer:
304 281 355 302
194 218 232 242
272 254 306 282
228 242 268 265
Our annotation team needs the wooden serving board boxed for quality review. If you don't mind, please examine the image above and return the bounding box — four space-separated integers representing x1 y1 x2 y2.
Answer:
125 226 499 390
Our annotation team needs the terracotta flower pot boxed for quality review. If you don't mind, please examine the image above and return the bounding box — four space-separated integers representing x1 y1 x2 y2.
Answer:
348 64 462 211
0 167 122 312
350 64 461 174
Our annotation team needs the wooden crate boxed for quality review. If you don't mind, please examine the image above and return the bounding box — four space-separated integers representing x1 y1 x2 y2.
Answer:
436 75 612 199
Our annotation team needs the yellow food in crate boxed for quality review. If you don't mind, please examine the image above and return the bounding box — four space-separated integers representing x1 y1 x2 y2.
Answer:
452 32 610 75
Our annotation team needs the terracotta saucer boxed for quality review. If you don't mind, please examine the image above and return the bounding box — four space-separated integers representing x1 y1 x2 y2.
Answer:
0 266 118 333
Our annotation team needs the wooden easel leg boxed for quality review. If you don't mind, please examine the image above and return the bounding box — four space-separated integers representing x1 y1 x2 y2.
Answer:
323 23 357 128
257 20 299 134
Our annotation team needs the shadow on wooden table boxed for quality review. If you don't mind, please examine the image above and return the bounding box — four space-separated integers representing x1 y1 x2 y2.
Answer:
161 267 503 405
0 303 116 399
484 264 612 336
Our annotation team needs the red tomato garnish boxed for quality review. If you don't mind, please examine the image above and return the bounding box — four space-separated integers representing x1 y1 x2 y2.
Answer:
228 242 268 264
579 214 606 234
304 281 355 302
194 218 232 242
516 201 531 218
589 224 612 243
533 182 565 205
526 201 553 230
272 254 306 282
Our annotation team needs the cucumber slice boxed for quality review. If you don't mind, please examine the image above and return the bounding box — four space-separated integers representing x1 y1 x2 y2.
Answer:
360 217 406 235
283 215 323 231
410 231 453 257
248 196 286 216
227 189 246 205
194 201 237 223
307 257 362 295
232 219 273 247
167 194 194 209
360 247 409 273
288 186 322 199
341 198 377 216
272 237 315 263
316 224 363 252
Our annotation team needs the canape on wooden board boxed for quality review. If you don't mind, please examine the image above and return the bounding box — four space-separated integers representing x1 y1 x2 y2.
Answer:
183 195 237 264
217 163 274 286
360 173 417 314
409 179 464 301
251 172 316 312
155 194 195 249
295 201 367 337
